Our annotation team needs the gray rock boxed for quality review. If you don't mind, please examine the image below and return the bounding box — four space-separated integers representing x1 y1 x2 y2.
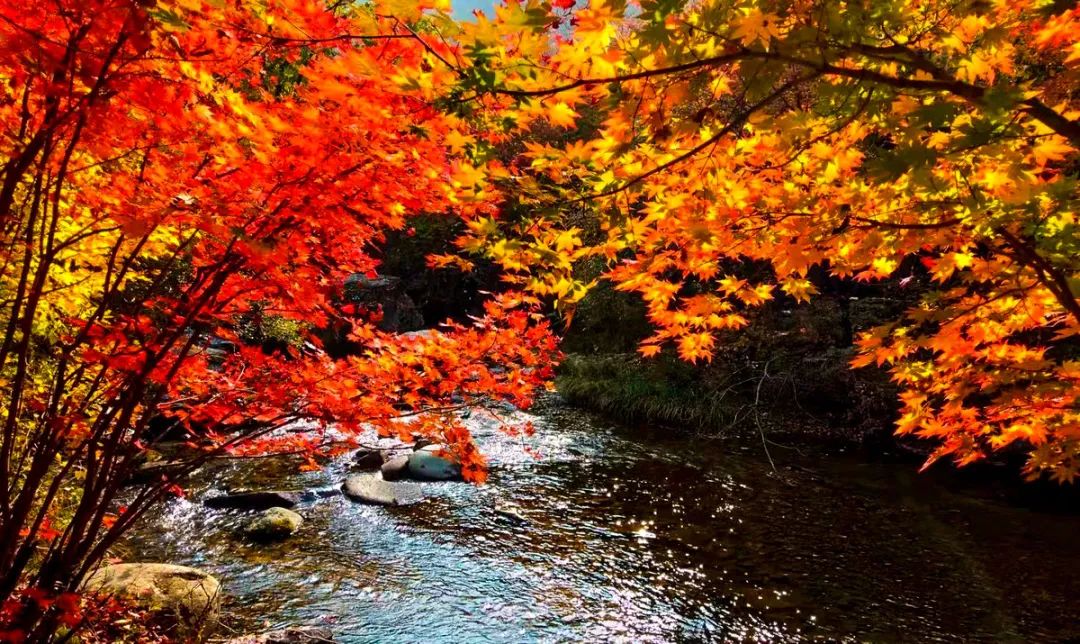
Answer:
244 507 303 542
125 459 190 485
400 329 440 340
341 474 422 506
352 449 383 470
204 491 300 510
381 448 410 463
380 455 410 481
411 436 436 450
225 626 335 643
82 563 220 636
344 274 400 290
407 447 461 481
207 336 237 353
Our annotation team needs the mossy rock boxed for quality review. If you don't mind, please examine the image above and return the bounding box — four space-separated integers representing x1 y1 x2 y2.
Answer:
82 563 221 637
244 507 303 542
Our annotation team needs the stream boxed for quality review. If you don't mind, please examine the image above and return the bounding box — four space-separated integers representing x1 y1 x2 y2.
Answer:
123 397 1080 642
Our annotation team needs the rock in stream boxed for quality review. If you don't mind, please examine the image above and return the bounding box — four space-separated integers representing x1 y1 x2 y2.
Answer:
82 563 221 636
407 445 462 481
204 491 302 510
244 507 303 542
341 474 423 506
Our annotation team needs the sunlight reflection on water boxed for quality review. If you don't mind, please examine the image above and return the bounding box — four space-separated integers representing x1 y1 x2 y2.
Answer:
123 397 1080 642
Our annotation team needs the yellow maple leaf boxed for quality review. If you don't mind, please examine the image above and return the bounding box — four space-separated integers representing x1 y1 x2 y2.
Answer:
1032 137 1074 166
732 8 782 48
958 52 992 84
547 102 579 128
871 256 898 277
554 228 582 252
444 129 475 155
780 276 819 303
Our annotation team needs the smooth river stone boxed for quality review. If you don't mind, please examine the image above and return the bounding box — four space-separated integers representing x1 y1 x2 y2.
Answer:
351 449 384 470
380 455 410 481
204 490 301 510
407 447 461 481
341 474 423 506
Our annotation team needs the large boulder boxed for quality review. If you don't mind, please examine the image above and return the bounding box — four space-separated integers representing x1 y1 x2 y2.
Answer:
244 507 303 542
204 491 300 510
341 474 422 506
407 446 461 481
225 626 335 643
82 564 221 636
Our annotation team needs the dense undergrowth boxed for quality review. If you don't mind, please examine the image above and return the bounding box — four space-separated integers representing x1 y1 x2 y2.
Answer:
556 274 907 445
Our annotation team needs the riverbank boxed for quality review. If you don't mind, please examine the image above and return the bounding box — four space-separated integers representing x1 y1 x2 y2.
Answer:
555 357 1080 513
555 351 900 448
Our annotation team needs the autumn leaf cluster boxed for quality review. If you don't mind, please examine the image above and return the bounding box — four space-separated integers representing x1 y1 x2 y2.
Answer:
0 0 558 632
406 0 1080 482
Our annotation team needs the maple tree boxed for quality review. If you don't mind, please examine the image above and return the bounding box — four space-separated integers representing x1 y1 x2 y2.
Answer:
399 0 1080 482
2 0 1079 638
0 0 557 638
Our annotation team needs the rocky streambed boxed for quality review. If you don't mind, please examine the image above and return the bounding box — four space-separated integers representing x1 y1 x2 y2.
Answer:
117 398 1080 642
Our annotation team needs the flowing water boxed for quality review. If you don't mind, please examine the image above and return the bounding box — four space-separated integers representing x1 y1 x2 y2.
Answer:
123 398 1080 642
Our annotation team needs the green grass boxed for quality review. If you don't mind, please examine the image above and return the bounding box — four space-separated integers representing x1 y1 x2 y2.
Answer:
554 348 899 447
555 353 752 433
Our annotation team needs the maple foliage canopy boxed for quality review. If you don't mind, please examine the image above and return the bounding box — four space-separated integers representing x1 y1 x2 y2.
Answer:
390 0 1080 481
